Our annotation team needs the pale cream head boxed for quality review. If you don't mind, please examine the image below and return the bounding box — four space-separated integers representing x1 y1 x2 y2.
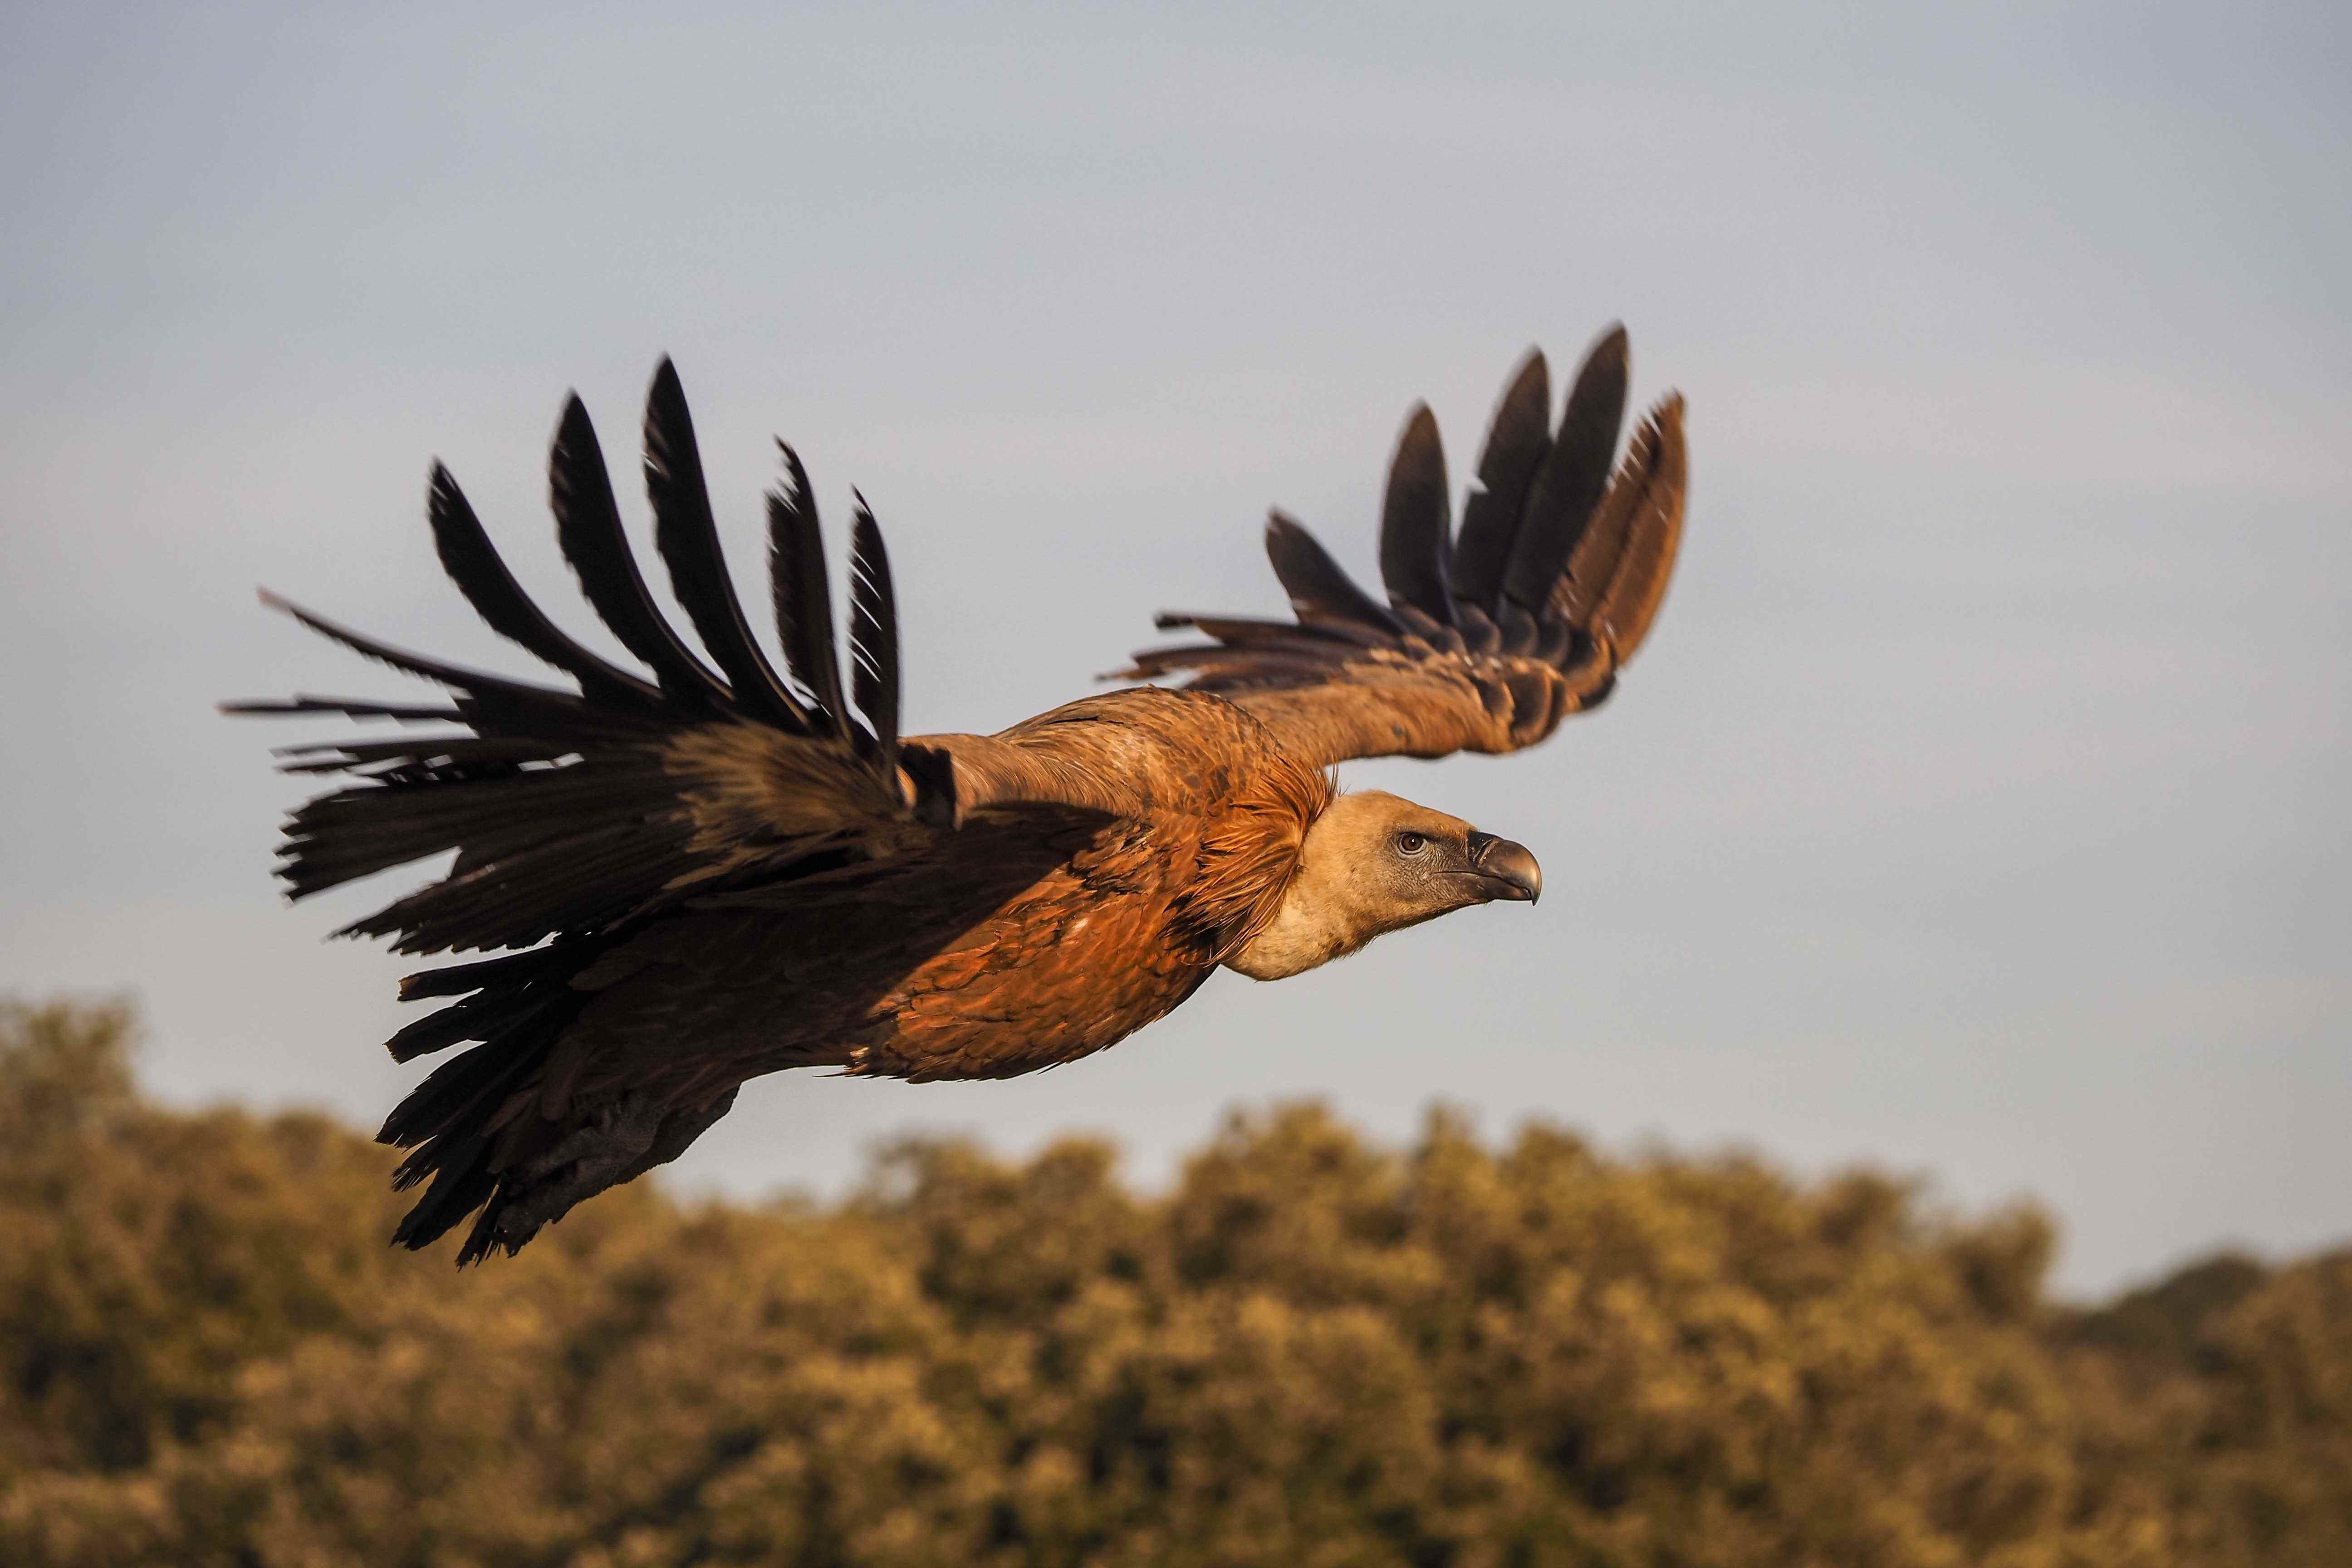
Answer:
1225 790 1541 981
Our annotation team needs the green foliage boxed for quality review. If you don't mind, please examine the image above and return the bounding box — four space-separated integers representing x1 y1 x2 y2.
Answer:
0 997 2345 1566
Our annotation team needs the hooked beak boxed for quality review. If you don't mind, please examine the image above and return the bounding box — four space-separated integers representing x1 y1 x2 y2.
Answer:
1463 831 1542 904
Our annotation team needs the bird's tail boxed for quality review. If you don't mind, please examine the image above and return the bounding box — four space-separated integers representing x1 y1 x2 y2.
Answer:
374 943 585 1260
373 942 735 1264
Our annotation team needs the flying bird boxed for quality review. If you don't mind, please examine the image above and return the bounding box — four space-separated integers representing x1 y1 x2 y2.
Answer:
231 326 1687 1263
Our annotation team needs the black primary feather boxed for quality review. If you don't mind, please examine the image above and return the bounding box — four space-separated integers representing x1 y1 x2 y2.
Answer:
1153 612 1391 649
1264 511 1402 632
251 591 582 713
383 983 554 1065
398 948 572 1003
1377 404 1454 625
1583 395 1687 662
548 393 736 712
1450 349 1551 611
847 495 901 769
642 359 808 729
766 441 852 740
426 464 663 708
220 696 461 722
1502 324 1628 608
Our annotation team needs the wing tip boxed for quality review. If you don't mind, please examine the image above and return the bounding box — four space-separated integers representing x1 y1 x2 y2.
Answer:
845 499 902 760
1572 323 1631 397
642 358 695 468
1584 323 1630 380
849 493 886 563
1501 346 1552 416
425 462 473 532
768 442 817 529
1391 404 1444 479
552 393 598 466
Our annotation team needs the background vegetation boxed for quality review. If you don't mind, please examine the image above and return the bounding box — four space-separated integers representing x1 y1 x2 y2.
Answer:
1 997 2345 1568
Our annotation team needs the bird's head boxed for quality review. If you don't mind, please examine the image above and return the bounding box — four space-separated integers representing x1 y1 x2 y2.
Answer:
1225 789 1541 981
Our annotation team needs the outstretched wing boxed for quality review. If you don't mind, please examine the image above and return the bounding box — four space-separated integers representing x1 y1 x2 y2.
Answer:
234 361 1157 1260
227 358 942 961
1122 326 1687 768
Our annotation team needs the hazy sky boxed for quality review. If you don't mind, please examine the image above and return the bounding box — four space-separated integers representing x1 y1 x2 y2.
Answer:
3 2 2345 1295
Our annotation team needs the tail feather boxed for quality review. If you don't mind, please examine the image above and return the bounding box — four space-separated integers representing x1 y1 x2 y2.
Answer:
376 946 578 1252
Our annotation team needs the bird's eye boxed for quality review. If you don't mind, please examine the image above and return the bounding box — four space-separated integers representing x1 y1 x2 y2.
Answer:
1396 832 1428 856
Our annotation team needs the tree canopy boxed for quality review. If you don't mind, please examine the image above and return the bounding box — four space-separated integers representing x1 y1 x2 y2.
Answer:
1 996 2344 1567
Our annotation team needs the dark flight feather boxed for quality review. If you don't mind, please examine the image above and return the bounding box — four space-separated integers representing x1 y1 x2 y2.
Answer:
220 696 463 722
642 359 808 728
766 442 852 740
548 393 736 711
1584 395 1687 661
1450 349 1551 611
1153 612 1391 649
1377 404 1454 624
425 465 663 707
847 496 901 768
1264 511 1402 632
250 592 584 713
397 948 574 1003
379 1016 546 1154
270 736 558 777
1502 324 1628 609
1556 458 1641 627
383 982 558 1065
1124 618 1361 671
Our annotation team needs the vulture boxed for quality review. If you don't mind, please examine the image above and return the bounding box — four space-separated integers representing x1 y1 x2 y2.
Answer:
231 325 1687 1263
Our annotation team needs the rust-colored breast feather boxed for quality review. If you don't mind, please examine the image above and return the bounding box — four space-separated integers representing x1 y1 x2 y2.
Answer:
866 820 1210 1081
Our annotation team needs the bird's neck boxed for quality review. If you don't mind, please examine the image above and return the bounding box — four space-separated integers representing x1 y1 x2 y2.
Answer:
1223 846 1382 980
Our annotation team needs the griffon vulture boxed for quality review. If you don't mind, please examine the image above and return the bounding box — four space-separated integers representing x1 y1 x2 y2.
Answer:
231 326 1687 1262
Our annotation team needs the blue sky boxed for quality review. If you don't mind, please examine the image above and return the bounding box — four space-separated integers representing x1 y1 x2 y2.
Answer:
3 1 2345 1293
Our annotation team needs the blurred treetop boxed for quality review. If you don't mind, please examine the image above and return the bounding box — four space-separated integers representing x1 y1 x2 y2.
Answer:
1 997 2344 1567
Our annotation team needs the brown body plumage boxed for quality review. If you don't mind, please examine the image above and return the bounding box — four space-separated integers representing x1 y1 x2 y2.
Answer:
232 327 1687 1261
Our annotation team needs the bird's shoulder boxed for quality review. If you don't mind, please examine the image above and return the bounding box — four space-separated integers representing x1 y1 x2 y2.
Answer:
983 684 1331 821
